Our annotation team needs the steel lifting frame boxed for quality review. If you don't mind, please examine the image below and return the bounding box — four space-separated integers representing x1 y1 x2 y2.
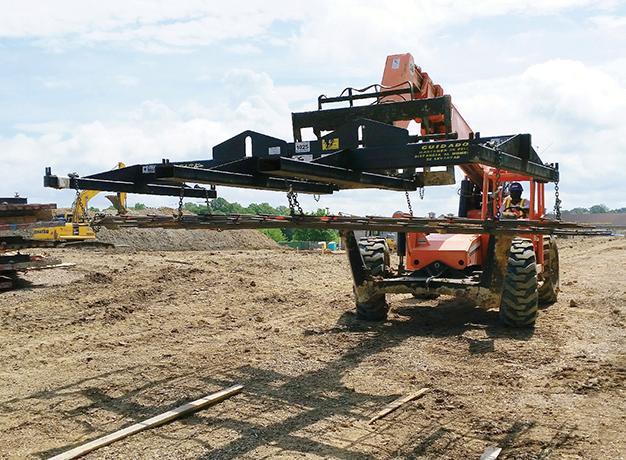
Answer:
43 93 559 199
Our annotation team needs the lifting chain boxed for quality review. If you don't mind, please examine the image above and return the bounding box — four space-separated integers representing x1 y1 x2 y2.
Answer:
313 194 321 203
418 186 425 200
553 181 562 221
287 186 304 216
73 187 88 222
405 190 414 217
205 188 213 215
71 175 102 233
494 150 502 219
176 185 185 220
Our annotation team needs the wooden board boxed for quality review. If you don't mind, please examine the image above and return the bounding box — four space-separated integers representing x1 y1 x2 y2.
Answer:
368 388 430 424
49 384 243 460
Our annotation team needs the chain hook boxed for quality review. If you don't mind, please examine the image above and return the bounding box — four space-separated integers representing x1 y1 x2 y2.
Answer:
493 150 502 219
176 185 185 220
204 188 213 215
405 190 414 217
553 181 562 221
286 186 304 216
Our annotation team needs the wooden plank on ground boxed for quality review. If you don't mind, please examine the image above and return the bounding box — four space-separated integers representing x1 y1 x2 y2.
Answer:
26 263 76 271
49 384 243 460
367 388 430 424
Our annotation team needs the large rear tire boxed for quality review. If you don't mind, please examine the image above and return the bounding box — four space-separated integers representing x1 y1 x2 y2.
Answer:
356 237 389 321
538 236 559 306
499 238 539 328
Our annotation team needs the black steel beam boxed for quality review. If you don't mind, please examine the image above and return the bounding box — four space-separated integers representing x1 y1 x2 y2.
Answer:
292 96 451 139
468 145 558 182
154 164 336 194
310 137 557 182
44 174 217 199
318 86 413 107
256 157 417 190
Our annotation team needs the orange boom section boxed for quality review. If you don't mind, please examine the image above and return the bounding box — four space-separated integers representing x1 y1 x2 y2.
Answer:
380 53 485 185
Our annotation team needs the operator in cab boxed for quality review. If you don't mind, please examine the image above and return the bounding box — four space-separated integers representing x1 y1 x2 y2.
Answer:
500 182 529 219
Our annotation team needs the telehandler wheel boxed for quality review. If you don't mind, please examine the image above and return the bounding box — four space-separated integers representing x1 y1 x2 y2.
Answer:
358 237 390 276
356 294 389 321
538 236 559 306
499 238 539 328
356 237 390 321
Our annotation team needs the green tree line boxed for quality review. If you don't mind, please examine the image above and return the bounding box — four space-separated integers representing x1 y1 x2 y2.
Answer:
562 204 626 215
183 198 339 243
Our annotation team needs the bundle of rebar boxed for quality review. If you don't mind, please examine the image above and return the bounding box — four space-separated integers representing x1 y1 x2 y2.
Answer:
92 213 612 237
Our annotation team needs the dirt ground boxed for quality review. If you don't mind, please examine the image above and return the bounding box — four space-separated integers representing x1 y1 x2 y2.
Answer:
0 237 624 459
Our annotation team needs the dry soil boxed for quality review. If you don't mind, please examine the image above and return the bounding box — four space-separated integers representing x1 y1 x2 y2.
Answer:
0 237 624 459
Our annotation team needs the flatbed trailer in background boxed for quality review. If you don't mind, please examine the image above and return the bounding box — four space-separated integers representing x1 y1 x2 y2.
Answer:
0 198 60 290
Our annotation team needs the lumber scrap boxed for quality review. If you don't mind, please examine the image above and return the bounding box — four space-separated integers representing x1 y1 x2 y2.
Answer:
25 262 76 271
48 384 243 460
480 446 502 460
367 387 430 424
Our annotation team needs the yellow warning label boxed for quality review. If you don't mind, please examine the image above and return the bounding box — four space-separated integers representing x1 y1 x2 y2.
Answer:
321 138 340 151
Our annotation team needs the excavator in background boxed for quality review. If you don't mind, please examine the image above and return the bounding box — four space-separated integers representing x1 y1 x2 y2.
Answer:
33 162 127 245
44 54 581 327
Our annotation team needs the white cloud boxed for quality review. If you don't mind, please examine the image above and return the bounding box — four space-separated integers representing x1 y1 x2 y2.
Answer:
35 76 72 89
452 58 626 209
0 0 616 54
0 1 303 51
0 69 293 208
114 75 139 87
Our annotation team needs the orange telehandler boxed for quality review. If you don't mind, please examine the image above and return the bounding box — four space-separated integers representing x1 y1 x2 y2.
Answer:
44 53 572 327
349 54 559 327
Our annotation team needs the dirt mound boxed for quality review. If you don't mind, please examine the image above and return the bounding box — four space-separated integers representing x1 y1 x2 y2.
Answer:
94 207 278 250
7 207 277 251
95 227 276 251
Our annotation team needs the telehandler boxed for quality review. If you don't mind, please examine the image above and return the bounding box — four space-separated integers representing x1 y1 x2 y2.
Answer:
43 54 588 327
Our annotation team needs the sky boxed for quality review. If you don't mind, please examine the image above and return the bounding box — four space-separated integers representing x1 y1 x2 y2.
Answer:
1 0 625 216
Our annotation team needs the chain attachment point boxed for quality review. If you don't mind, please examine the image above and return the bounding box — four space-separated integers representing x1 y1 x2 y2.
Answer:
176 185 185 220
405 190 414 217
287 186 304 216
553 181 562 221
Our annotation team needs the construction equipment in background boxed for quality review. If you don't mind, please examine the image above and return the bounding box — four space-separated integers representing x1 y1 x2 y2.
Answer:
44 53 606 327
33 162 127 245
0 197 60 290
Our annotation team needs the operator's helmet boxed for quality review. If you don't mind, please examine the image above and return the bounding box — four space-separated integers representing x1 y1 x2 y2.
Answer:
509 182 523 193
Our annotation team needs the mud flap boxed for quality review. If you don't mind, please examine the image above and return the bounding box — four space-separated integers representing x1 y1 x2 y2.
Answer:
478 234 513 308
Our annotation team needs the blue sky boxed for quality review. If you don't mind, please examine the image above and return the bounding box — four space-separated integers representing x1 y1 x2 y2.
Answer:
1 0 625 215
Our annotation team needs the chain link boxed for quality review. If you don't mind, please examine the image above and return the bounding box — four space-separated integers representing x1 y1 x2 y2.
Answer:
494 150 502 219
70 175 88 223
287 186 304 216
405 190 414 216
176 186 185 219
205 188 213 215
553 181 562 221
70 175 103 233
418 186 425 200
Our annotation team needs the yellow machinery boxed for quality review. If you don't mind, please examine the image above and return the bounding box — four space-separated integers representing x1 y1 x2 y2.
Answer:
33 163 127 243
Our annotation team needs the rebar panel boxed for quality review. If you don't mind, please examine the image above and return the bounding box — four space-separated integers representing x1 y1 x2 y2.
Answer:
92 214 611 237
